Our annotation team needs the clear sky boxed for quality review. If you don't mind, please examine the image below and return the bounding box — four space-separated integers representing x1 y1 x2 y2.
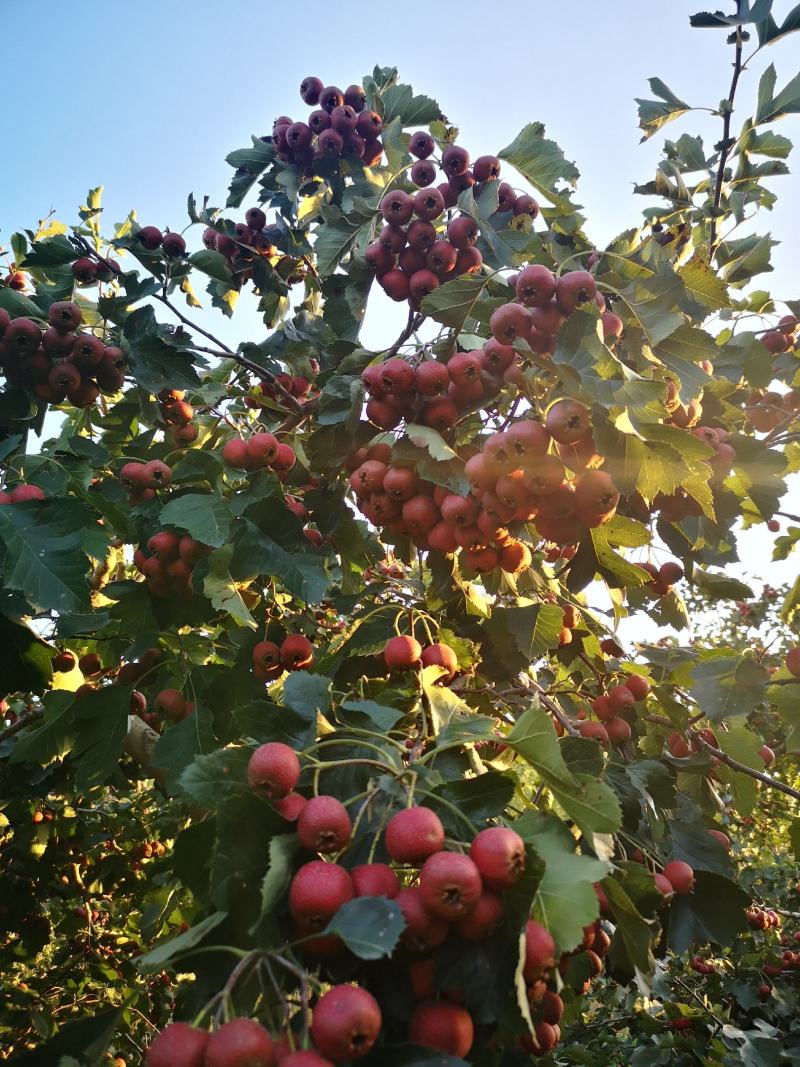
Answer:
1 0 799 635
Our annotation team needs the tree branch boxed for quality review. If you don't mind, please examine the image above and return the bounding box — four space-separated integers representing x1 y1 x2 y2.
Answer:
73 236 306 415
0 707 44 744
691 732 800 802
709 1 745 255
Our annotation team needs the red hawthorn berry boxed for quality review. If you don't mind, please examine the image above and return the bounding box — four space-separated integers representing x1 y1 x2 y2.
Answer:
280 635 314 671
247 741 300 798
310 985 382 1061
204 1019 273 1067
409 1001 474 1058
384 635 422 671
663 860 695 895
297 795 352 853
470 826 526 889
385 807 445 863
288 860 353 929
523 920 556 981
351 863 401 899
419 851 482 921
396 887 449 952
145 1022 208 1067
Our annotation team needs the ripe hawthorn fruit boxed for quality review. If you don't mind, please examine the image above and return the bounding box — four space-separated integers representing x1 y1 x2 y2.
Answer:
384 635 422 671
409 1001 474 1057
145 1022 208 1067
204 1018 273 1067
419 851 482 920
523 920 556 981
455 888 504 940
663 859 695 895
247 741 301 798
469 826 526 890
297 795 352 853
385 806 445 863
280 635 314 671
310 984 382 1061
351 863 401 899
288 860 353 929
396 886 449 951
420 642 458 680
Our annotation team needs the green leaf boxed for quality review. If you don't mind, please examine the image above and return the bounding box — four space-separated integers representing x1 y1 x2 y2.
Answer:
152 707 218 792
715 726 765 814
667 871 749 953
256 834 299 930
669 820 735 878
688 653 768 721
189 249 233 283
324 896 405 959
5 1010 123 1067
340 699 405 731
381 83 442 127
159 493 232 548
232 519 330 604
516 812 609 954
122 305 203 392
635 78 691 140
0 498 109 614
692 569 754 601
499 122 580 211
0 611 53 694
420 275 492 333
282 672 332 719
315 204 374 277
71 685 132 791
203 545 256 628
0 287 46 320
653 325 716 397
137 910 228 971
178 747 251 809
485 604 564 668
756 65 800 122
604 876 656 985
434 772 515 825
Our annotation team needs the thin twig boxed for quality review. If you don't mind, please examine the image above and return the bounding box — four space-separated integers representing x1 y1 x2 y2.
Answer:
0 707 44 744
709 1 745 255
691 732 800 802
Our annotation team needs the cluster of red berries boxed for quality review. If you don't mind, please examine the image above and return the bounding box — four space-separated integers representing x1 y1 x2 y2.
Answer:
569 673 652 748
201 204 281 280
158 388 199 446
245 365 318 411
222 431 297 478
242 737 571 1058
366 196 485 311
0 482 45 504
639 559 685 597
759 314 798 355
745 387 800 433
666 725 718 759
119 459 173 505
270 77 385 172
3 265 27 290
382 635 458 678
746 904 781 930
132 530 210 599
347 412 620 574
361 348 516 432
252 636 315 682
0 304 125 407
129 225 188 258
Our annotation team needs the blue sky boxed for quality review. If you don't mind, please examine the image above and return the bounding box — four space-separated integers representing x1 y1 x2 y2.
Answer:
1 0 799 629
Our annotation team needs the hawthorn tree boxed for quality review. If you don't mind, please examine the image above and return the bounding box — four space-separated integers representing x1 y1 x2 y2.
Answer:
2 5 800 1065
